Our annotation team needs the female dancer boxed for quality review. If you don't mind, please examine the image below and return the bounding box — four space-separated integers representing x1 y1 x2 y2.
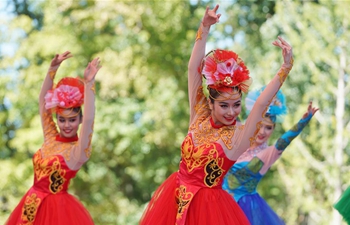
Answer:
140 4 293 225
334 187 350 224
222 86 318 225
6 51 101 225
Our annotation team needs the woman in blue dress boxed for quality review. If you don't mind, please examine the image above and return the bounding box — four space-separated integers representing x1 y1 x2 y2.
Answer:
222 86 318 225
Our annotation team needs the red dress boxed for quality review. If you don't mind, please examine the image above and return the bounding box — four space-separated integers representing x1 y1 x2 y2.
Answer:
5 136 94 225
140 118 250 224
6 68 96 225
140 19 290 225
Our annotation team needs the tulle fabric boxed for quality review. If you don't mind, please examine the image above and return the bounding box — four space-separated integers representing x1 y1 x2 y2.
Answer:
139 172 178 225
334 186 350 224
186 188 250 225
6 192 94 225
140 172 250 225
238 193 285 225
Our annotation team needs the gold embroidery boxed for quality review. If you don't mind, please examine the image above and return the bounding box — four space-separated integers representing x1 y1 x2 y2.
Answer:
49 70 57 80
204 149 225 187
91 82 96 94
249 121 262 146
84 122 94 158
175 185 193 219
33 153 66 194
195 25 203 41
49 160 66 194
21 193 41 224
191 116 236 150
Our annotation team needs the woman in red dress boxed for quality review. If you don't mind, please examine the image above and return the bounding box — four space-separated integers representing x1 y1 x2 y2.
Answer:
6 51 101 225
140 4 294 225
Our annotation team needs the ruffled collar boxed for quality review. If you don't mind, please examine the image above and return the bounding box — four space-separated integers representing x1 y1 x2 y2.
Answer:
210 116 236 129
56 134 78 142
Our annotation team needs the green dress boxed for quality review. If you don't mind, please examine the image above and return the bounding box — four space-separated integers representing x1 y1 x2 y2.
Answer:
334 187 350 224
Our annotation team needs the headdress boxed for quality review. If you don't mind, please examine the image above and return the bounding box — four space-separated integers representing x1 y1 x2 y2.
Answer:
201 49 252 94
44 77 84 115
245 86 287 123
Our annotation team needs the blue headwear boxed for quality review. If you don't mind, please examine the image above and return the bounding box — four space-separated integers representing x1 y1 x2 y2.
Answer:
245 86 287 123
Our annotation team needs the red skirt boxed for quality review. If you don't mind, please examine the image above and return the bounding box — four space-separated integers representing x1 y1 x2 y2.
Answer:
140 172 250 225
5 192 94 225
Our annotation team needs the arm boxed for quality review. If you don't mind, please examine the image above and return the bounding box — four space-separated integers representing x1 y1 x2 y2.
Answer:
275 101 318 151
188 5 221 125
39 51 72 139
71 57 101 167
229 37 294 160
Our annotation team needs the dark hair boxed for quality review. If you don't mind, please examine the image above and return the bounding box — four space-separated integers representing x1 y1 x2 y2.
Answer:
55 107 83 119
207 86 242 103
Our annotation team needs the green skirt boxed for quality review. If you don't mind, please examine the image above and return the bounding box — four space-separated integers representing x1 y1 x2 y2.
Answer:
334 187 350 224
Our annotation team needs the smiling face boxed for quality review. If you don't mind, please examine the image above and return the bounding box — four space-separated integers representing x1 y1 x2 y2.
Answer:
255 117 275 145
209 91 242 126
56 108 82 138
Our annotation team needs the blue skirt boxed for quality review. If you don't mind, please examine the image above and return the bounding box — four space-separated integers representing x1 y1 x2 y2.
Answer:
238 193 285 225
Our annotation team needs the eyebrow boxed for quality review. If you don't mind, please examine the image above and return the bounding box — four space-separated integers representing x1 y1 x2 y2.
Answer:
218 100 241 104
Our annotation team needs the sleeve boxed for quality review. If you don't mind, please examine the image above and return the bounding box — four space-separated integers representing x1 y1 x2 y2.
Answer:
258 112 313 174
71 79 96 167
228 63 293 160
188 22 210 125
39 65 60 140
275 112 313 151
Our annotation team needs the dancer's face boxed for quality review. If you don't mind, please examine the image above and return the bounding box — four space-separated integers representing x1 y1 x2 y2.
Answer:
57 109 82 138
255 118 275 145
209 92 241 126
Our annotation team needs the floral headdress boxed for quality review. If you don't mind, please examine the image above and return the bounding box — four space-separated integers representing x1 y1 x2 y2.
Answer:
245 86 287 123
201 49 252 93
45 77 84 114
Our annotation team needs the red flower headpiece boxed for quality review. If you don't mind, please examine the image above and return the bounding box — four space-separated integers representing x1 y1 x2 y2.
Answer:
45 77 84 113
201 49 252 93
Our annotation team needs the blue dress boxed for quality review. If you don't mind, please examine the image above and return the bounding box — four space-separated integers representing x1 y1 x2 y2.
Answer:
223 114 313 225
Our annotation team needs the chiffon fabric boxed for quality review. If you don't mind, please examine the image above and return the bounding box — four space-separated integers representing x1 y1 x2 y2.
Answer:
334 186 350 224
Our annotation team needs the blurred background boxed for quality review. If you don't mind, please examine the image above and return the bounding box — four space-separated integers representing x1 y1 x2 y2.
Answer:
0 0 349 224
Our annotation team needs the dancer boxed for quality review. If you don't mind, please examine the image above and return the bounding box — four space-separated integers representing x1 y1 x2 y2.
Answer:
334 186 350 224
222 86 318 225
5 51 101 225
140 4 294 225
140 5 293 225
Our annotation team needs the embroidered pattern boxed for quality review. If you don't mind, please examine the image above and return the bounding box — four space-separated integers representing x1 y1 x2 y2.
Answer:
33 154 66 194
21 193 41 224
195 24 204 41
49 70 56 80
204 152 225 187
175 185 194 219
84 122 94 158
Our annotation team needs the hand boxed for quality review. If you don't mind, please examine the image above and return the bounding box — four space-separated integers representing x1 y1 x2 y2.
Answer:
272 36 293 66
302 101 319 119
50 51 73 67
202 5 221 27
84 57 101 83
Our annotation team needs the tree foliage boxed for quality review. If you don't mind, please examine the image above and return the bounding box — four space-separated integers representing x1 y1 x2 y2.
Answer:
1 1 349 224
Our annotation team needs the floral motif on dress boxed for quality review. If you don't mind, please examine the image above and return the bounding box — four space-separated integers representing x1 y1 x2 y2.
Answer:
21 193 41 224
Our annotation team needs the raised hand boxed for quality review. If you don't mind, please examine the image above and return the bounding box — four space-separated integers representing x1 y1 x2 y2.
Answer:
84 57 101 83
302 101 319 119
272 36 293 66
202 5 221 27
50 51 73 67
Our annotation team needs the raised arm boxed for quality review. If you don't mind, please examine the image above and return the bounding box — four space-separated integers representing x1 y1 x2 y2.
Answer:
39 51 72 138
229 37 294 160
188 5 221 124
72 57 101 167
275 101 318 151
258 102 318 174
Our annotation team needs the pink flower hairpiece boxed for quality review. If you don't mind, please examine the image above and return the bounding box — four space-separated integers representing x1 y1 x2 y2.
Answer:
44 77 85 113
201 49 251 93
